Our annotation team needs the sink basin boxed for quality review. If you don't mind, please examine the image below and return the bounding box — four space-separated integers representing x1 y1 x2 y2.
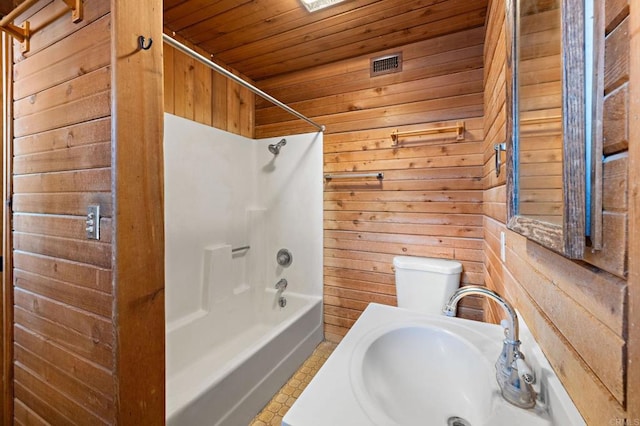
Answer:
282 303 586 426
351 324 494 425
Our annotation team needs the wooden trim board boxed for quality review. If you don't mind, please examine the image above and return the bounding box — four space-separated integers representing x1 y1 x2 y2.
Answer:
1 31 12 426
111 0 165 422
626 0 639 419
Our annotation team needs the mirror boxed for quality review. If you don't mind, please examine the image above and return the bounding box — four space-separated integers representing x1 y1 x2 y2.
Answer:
505 0 588 259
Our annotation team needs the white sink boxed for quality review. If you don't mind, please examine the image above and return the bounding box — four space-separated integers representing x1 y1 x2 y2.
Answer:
283 303 585 426
352 323 494 425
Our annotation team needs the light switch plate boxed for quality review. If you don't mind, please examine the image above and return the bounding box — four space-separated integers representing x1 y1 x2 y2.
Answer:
86 205 100 240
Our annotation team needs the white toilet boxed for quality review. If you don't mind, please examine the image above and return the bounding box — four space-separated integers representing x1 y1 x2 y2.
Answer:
393 256 462 314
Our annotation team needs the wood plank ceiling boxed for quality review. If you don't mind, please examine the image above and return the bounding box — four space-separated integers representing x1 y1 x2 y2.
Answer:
163 0 488 81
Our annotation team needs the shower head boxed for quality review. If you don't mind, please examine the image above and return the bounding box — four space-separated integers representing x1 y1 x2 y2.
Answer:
268 139 286 155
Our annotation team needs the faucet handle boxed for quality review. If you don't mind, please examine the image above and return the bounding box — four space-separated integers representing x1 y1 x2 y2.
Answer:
515 356 535 384
500 319 510 337
442 305 456 316
275 278 288 291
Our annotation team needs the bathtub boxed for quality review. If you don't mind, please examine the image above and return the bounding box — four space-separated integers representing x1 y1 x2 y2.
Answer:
166 289 323 426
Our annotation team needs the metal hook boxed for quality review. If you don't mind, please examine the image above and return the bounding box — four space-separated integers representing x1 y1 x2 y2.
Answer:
138 36 153 51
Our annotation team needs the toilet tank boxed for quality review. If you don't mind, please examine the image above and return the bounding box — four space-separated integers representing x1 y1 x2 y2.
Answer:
393 256 462 314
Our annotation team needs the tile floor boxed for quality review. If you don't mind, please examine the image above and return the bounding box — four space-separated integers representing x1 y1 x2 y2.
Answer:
249 341 337 426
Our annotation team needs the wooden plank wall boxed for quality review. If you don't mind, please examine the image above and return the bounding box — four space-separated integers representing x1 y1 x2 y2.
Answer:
584 0 631 275
8 0 115 423
163 39 254 138
255 25 487 342
483 0 629 422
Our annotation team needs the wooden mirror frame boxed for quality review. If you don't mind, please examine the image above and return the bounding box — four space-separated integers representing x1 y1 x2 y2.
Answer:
505 0 586 259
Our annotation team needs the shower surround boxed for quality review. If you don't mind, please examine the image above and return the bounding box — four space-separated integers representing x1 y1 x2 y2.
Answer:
163 113 323 425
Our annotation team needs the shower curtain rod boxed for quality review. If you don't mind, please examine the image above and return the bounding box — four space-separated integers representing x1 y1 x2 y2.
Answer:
162 34 326 132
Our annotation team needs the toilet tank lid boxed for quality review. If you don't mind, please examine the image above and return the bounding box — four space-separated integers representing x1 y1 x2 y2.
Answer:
393 256 462 274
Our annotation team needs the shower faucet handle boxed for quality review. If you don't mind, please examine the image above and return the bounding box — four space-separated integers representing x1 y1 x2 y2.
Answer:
275 279 288 291
277 248 293 267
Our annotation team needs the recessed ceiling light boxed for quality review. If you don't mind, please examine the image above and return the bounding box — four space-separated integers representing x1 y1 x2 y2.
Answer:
300 0 347 13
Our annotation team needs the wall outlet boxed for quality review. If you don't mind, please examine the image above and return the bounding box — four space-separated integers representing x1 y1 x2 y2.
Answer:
500 231 506 262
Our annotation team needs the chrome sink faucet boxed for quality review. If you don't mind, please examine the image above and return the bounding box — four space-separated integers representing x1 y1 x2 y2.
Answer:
443 285 537 409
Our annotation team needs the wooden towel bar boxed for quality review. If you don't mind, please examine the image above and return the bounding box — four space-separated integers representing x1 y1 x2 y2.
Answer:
0 0 82 53
391 121 465 146
520 115 562 125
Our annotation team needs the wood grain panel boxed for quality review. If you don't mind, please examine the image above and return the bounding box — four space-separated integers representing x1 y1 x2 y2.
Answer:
14 364 109 425
14 381 74 425
12 252 111 294
13 90 110 138
323 119 484 153
601 153 628 211
14 326 113 398
264 81 483 130
325 177 482 191
602 83 629 154
256 27 486 101
12 192 113 217
14 289 112 347
13 168 111 193
112 0 165 422
13 213 112 244
324 220 481 239
211 71 228 130
604 16 629 94
605 0 629 34
13 268 111 318
164 0 487 81
14 118 111 156
180 0 411 50
324 211 482 226
325 229 484 250
6 1 117 422
12 0 109 62
13 305 112 369
14 398 48 426
583 212 628 278
324 139 484 164
13 233 111 270
13 142 111 175
13 13 111 100
14 66 111 119
163 39 254 137
14 344 114 422
227 4 488 80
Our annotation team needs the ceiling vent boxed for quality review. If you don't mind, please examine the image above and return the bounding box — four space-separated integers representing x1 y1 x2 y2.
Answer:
370 53 402 77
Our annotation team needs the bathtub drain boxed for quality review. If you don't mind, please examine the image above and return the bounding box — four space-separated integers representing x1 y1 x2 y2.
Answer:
447 417 471 426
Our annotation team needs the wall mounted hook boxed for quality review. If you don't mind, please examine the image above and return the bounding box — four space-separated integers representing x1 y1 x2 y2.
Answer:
138 36 153 50
494 142 507 177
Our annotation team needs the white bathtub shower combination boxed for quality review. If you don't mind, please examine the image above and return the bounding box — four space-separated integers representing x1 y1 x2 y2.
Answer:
164 114 323 425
